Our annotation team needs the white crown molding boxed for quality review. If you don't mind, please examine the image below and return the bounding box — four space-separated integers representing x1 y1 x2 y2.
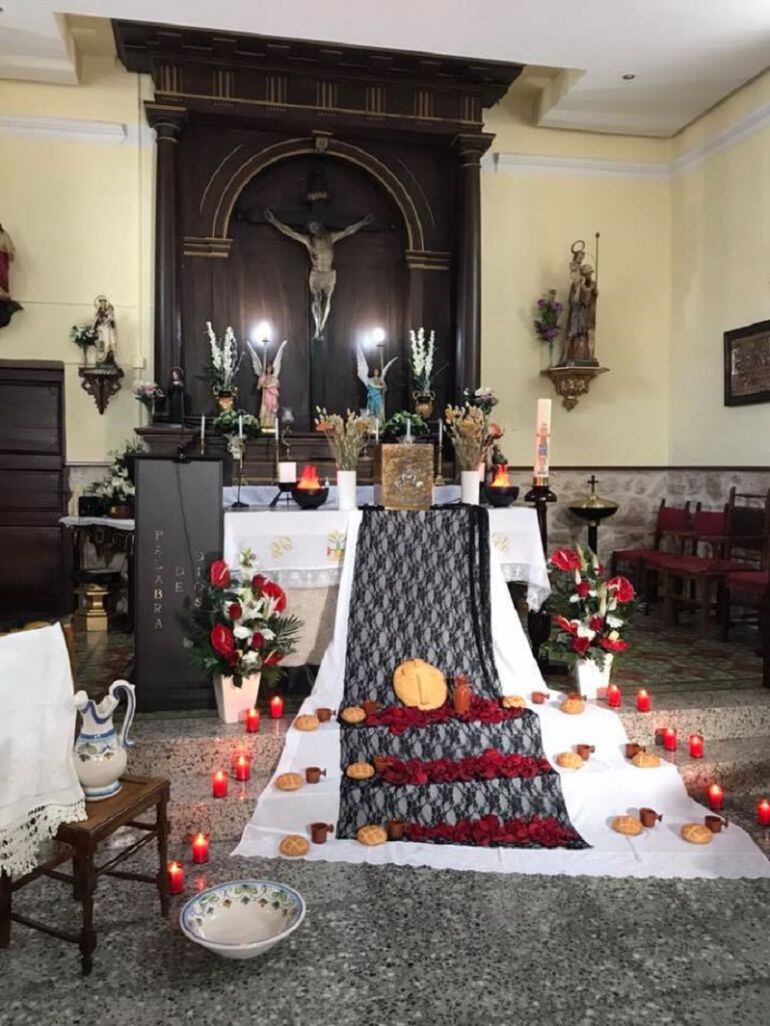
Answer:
669 100 770 177
0 115 127 144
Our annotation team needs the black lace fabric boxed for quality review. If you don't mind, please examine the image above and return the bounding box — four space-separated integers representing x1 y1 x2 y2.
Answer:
337 507 587 849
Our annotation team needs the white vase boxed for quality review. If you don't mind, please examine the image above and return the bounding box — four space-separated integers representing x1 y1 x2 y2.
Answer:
73 680 136 801
214 672 262 724
337 469 358 511
461 469 480 505
573 654 614 700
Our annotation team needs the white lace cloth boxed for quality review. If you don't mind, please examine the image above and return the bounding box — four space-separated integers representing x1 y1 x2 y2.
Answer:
224 503 550 610
233 512 770 879
0 625 86 879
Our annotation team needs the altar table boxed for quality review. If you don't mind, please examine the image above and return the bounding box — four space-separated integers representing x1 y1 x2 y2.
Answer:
223 504 550 666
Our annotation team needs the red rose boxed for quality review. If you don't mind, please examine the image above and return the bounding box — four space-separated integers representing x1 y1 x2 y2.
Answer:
550 548 580 571
209 560 231 588
227 603 242 620
553 614 577 635
210 623 235 658
251 574 266 593
575 581 589 598
607 576 635 603
250 631 265 650
589 615 603 631
599 636 629 653
571 636 590 655
261 580 287 613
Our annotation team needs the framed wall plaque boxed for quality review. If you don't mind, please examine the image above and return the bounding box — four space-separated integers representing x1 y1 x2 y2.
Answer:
724 319 770 406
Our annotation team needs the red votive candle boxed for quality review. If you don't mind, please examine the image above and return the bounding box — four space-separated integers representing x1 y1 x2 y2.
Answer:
232 754 251 781
191 833 209 864
635 689 651 713
167 860 184 895
606 684 622 709
245 707 260 733
707 784 723 811
663 727 677 752
757 798 770 826
269 694 284 719
211 770 228 798
688 733 704 759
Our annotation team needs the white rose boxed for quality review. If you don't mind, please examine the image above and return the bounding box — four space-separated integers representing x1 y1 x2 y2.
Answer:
606 614 623 629
233 624 252 641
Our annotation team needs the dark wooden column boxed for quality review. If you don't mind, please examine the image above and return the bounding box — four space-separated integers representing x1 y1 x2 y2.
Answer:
145 104 187 391
452 133 494 396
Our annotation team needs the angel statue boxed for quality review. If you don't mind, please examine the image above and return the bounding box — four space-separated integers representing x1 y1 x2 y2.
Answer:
247 338 289 430
356 344 397 426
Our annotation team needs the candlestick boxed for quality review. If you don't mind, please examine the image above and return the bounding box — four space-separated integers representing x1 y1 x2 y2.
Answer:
211 770 228 798
606 683 621 709
191 832 209 864
167 860 184 895
533 398 552 484
688 733 704 759
663 727 677 752
245 707 261 733
269 694 284 719
635 688 651 713
756 798 770 826
232 754 251 782
707 784 723 811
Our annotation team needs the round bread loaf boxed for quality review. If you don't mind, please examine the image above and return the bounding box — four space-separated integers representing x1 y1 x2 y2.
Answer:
356 824 388 846
681 823 713 845
345 761 375 780
631 751 661 769
501 695 526 709
340 706 366 725
293 714 320 732
279 834 310 856
274 772 304 791
612 815 643 836
559 697 585 715
556 751 584 771
393 659 447 711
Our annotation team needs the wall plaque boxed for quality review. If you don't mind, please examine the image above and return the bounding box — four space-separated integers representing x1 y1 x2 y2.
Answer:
724 319 770 406
134 457 223 711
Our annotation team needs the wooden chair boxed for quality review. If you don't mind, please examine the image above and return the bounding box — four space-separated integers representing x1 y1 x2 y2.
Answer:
0 621 170 975
609 499 693 609
657 489 770 635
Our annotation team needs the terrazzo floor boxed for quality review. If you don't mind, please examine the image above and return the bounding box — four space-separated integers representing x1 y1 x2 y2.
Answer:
2 843 769 1026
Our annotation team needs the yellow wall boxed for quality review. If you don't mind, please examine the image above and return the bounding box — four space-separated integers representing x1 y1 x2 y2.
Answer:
0 55 154 465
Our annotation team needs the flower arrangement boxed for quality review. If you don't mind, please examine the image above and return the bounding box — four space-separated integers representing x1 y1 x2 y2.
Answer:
364 696 523 735
534 289 563 365
206 321 242 396
542 545 635 669
462 386 498 416
70 323 98 361
382 410 429 441
90 440 144 508
314 407 370 470
381 749 552 786
212 408 260 458
406 814 582 848
409 327 436 396
444 405 504 471
186 551 301 688
133 381 164 413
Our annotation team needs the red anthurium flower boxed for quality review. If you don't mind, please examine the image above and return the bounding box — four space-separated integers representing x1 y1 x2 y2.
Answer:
251 573 266 593
250 631 265 650
606 576 635 603
261 580 287 613
589 615 603 631
575 580 589 598
263 650 284 665
571 636 590 655
553 614 577 635
210 623 235 658
227 602 242 620
209 559 231 588
550 548 580 571
599 637 629 653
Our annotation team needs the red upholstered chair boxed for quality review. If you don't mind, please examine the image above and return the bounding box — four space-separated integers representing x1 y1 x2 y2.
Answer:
610 500 694 609
657 489 770 635
720 567 770 650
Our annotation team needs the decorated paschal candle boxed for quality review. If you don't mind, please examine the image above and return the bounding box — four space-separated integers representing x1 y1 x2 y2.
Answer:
635 689 651 713
167 860 184 895
707 784 723 811
211 770 228 798
757 798 770 827
191 833 209 864
606 684 622 709
232 754 251 781
688 733 704 759
269 694 284 719
663 727 677 752
245 707 260 733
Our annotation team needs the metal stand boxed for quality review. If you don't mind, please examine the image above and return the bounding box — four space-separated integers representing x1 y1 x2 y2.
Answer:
269 482 295 508
229 451 249 510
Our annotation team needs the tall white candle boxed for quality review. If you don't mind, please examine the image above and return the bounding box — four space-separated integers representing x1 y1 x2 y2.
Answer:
200 415 205 445
533 398 552 481
238 413 243 440
438 418 443 448
406 417 412 443
374 421 379 444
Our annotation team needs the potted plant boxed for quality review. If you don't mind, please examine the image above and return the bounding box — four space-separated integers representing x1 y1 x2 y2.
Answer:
90 441 144 518
133 381 164 425
444 404 504 505
186 551 301 723
534 289 563 367
212 408 261 458
314 407 370 511
409 327 437 417
382 410 429 442
542 545 635 698
70 323 99 367
206 321 243 410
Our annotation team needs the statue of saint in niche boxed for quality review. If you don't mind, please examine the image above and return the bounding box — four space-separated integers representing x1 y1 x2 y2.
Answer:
264 209 373 339
247 338 289 431
561 238 599 366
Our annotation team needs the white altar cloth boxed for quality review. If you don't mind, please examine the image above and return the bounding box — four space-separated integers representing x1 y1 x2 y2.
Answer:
234 512 770 879
224 502 550 610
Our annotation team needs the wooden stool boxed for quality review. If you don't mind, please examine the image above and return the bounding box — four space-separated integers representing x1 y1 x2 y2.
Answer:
0 775 170 975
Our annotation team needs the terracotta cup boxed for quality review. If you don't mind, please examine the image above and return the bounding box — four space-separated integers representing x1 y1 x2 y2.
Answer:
316 707 333 723
654 727 666 747
386 819 407 841
531 692 547 705
625 743 646 759
640 807 662 828
310 822 334 844
705 814 728 833
305 767 326 784
372 755 391 774
575 744 595 761
362 700 382 716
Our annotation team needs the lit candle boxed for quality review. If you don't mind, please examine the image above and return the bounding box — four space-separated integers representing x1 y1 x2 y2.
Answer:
756 798 770 826
635 689 651 713
278 462 297 484
245 707 260 733
533 398 552 482
211 770 228 798
191 832 209 864
707 784 723 811
688 733 704 759
232 753 251 782
167 860 184 895
238 413 243 440
663 727 677 752
606 684 621 708
269 694 284 719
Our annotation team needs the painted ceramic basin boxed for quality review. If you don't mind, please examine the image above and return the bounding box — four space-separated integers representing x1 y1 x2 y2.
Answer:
180 880 306 960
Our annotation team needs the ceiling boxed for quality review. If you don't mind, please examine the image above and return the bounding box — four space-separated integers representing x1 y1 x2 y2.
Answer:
1 0 770 136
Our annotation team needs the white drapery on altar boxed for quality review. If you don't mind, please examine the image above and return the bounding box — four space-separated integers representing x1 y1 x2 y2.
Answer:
233 511 770 879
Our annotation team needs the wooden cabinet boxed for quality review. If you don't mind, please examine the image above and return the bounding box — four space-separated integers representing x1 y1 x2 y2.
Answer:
0 361 69 623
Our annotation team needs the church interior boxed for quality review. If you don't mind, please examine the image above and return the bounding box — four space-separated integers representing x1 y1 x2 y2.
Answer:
0 3 769 1024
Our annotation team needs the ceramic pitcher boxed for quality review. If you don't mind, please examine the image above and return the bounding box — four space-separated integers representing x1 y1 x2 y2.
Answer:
73 680 136 801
